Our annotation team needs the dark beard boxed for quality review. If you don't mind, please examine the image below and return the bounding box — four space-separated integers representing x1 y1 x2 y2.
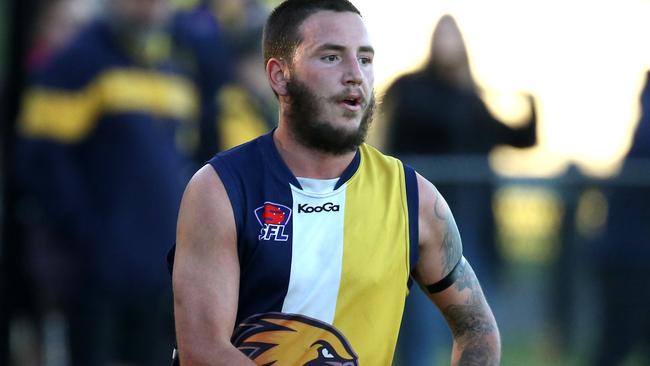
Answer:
285 77 374 156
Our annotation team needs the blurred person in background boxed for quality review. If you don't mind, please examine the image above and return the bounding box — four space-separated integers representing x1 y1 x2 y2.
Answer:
171 0 276 155
588 70 650 366
210 0 270 44
170 0 234 162
6 1 92 364
382 14 537 365
216 22 278 150
14 0 210 364
203 0 277 148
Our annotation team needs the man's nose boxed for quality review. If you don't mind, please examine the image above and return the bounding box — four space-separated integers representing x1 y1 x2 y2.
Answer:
342 57 363 86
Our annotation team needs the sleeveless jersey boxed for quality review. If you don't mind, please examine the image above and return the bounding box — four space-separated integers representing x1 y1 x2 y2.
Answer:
209 131 419 365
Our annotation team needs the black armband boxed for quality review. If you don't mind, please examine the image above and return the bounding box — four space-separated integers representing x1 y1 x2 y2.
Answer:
425 256 464 294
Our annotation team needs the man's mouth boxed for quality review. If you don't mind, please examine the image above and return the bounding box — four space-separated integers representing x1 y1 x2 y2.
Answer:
339 95 363 111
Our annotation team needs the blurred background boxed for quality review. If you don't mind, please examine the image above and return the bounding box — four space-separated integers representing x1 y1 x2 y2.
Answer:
1 0 650 365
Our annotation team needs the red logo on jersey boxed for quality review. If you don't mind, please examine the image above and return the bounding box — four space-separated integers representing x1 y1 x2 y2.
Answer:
262 203 288 225
254 202 292 241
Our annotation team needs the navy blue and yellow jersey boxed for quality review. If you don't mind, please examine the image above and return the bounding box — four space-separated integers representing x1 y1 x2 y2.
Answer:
16 19 198 295
209 131 420 365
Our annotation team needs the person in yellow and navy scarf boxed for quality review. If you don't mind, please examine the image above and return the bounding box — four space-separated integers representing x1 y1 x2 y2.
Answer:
14 0 232 364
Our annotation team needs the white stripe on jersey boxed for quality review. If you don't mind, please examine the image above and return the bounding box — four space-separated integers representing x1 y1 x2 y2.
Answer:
281 184 347 323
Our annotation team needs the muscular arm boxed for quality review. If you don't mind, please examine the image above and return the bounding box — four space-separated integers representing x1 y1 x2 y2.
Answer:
413 174 501 366
173 165 255 366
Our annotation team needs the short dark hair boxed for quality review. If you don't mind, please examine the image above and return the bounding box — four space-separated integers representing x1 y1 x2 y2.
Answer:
263 0 362 66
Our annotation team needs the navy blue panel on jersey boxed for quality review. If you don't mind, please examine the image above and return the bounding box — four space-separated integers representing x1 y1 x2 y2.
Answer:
209 131 295 325
334 150 360 190
404 164 420 282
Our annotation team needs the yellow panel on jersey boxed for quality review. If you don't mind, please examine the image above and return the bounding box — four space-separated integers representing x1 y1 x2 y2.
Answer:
19 69 197 143
334 143 411 365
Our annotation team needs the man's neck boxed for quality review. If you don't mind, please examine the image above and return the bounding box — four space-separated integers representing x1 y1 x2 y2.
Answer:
273 124 357 179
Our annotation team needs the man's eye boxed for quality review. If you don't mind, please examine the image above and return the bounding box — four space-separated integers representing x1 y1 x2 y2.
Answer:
359 57 372 65
322 55 339 62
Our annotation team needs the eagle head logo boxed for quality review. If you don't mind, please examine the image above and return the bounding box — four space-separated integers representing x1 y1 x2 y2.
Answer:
231 312 358 366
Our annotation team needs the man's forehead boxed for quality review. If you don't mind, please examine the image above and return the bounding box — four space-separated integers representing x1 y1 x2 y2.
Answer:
297 10 372 51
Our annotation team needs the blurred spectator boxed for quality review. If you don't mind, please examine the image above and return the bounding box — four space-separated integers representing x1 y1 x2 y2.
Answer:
589 70 650 366
170 0 274 154
5 1 92 364
216 22 276 150
170 0 234 162
210 0 269 43
14 0 202 364
197 0 277 149
383 14 537 365
383 14 536 154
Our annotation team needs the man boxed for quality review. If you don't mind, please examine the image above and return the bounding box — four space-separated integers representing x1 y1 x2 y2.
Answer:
172 1 500 365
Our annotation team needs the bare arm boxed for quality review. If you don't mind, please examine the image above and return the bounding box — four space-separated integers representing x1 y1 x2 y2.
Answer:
413 173 501 366
173 165 255 366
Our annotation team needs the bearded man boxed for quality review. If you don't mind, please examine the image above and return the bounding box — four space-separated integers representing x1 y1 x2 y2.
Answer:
171 1 501 365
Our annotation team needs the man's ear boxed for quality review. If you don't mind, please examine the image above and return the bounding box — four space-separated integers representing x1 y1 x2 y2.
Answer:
266 58 289 96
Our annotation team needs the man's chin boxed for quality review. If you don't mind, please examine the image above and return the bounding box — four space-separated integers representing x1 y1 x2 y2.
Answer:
341 110 364 120
290 119 366 156
332 118 362 134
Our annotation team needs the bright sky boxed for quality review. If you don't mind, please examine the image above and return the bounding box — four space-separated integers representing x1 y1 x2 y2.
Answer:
354 0 650 177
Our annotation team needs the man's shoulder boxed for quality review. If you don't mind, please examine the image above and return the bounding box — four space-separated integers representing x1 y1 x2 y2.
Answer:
212 134 267 162
358 143 421 187
360 143 403 167
359 143 421 189
208 133 271 181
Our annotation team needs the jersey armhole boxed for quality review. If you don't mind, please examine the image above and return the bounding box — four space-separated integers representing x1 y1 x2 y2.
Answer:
403 163 419 288
208 157 245 241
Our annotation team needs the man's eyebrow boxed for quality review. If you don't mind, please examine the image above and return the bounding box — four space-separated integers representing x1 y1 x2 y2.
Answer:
315 43 375 54
315 43 346 53
359 46 375 54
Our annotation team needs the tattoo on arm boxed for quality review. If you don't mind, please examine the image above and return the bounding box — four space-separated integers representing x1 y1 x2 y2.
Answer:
457 343 493 366
433 188 463 276
444 265 494 338
442 261 499 366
